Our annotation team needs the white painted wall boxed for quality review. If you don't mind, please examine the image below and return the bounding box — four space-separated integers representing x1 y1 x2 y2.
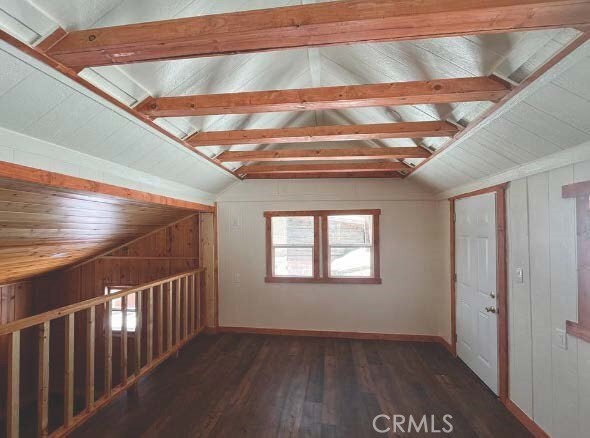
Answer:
217 178 451 338
507 160 590 438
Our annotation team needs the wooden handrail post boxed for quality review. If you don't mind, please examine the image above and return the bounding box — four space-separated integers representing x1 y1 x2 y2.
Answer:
38 321 50 438
64 314 75 428
7 331 20 438
147 287 153 364
195 273 201 331
135 290 143 375
86 306 95 411
104 301 112 397
121 295 128 385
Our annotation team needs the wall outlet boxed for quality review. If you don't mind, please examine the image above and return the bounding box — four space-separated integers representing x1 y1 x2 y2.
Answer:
555 328 568 350
233 272 241 284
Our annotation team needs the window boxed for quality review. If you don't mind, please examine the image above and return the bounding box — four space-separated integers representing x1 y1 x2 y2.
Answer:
265 210 380 284
105 286 136 332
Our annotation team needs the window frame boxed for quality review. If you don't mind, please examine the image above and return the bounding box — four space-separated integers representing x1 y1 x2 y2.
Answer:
104 285 137 334
264 209 381 284
563 180 590 343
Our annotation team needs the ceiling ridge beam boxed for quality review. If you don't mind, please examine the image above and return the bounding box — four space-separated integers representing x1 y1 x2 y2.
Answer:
236 161 409 175
217 147 431 162
135 76 511 118
44 0 590 68
188 121 459 147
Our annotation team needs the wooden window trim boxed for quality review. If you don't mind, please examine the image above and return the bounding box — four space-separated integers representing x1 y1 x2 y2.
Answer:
563 181 590 343
265 209 381 284
105 285 137 336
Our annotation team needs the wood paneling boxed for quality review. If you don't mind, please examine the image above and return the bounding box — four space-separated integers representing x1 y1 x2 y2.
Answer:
45 0 590 68
135 76 511 117
188 121 458 147
0 177 194 284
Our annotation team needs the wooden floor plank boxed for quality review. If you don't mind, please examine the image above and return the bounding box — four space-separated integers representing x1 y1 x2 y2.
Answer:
51 334 532 438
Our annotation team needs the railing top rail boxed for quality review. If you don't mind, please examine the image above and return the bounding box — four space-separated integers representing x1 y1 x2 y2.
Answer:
0 268 204 336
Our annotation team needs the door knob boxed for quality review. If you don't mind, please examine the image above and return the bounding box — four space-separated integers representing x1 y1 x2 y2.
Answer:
485 306 497 314
489 292 496 299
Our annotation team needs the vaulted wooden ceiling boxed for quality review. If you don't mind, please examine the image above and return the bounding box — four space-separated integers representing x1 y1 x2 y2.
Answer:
0 0 589 185
0 176 193 284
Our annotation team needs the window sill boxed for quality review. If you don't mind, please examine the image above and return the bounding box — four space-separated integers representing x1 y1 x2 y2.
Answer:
265 277 382 285
566 320 590 343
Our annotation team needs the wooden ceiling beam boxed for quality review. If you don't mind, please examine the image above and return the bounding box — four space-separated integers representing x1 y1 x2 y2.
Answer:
217 147 431 162
45 0 590 68
245 171 403 179
136 76 511 118
188 121 458 147
237 161 409 175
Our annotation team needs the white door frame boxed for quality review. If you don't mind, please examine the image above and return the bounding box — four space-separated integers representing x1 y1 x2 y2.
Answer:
449 183 508 402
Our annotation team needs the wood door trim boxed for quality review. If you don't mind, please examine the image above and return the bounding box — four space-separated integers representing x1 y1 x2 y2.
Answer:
449 183 509 403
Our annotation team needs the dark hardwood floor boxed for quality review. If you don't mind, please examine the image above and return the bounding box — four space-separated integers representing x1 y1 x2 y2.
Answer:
69 334 531 437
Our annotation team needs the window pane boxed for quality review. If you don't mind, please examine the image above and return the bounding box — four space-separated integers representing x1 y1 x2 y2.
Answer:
127 293 136 310
272 216 314 245
274 247 313 277
328 215 373 245
110 310 137 332
111 297 122 310
330 247 372 277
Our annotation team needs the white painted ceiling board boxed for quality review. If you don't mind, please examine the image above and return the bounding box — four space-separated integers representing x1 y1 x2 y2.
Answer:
0 0 586 196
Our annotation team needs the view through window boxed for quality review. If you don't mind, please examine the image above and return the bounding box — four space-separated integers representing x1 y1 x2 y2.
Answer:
105 286 136 332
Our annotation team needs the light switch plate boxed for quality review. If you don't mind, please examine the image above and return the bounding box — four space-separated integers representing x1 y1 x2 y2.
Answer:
555 328 568 350
515 267 524 284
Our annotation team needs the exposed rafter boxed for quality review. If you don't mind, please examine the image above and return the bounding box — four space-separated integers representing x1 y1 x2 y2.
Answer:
188 122 458 147
217 147 431 162
135 76 511 118
45 0 590 68
245 171 403 179
236 161 409 175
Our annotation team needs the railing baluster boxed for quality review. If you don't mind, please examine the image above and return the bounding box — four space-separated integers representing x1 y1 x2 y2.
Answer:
183 277 189 339
135 290 142 375
189 274 195 335
64 314 75 428
105 300 112 397
7 331 20 438
157 285 163 356
147 287 153 364
121 295 128 385
195 273 201 332
167 282 173 350
175 279 181 344
86 307 95 411
38 321 50 438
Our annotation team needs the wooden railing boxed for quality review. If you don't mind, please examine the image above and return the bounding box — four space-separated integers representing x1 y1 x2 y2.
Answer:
0 268 205 438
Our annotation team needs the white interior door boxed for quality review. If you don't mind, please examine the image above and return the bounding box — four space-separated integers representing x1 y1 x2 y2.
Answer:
455 192 498 394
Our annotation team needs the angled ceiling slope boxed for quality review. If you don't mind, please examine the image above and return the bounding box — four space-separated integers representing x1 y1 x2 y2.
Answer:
0 0 588 191
0 176 193 284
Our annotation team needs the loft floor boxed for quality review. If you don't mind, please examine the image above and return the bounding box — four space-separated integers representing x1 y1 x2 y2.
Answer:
68 334 530 437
